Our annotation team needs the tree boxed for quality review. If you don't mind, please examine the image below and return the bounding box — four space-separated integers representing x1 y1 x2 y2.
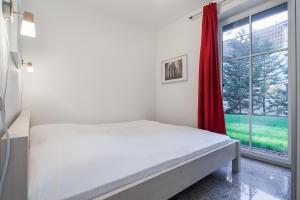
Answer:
222 29 288 117
252 36 287 116
222 29 249 114
223 58 249 114
267 83 288 116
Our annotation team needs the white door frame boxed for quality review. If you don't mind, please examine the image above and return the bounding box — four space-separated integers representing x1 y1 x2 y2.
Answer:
219 0 294 167
291 0 299 199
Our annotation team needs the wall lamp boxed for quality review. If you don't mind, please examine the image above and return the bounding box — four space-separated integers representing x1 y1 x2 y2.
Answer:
20 11 36 38
2 0 36 38
22 60 34 72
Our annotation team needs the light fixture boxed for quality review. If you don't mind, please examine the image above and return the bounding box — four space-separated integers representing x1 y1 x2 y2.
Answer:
22 60 34 72
21 11 36 38
2 0 36 37
2 0 13 21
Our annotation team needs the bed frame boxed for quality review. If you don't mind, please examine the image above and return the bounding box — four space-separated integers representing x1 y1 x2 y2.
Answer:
94 140 240 200
0 111 240 200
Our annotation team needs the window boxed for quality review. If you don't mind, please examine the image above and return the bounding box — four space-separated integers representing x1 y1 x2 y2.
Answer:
222 3 288 159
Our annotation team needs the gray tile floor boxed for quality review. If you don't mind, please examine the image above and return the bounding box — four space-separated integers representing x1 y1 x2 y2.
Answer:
170 157 291 200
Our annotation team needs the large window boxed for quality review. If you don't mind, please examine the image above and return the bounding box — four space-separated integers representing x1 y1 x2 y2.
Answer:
222 3 288 158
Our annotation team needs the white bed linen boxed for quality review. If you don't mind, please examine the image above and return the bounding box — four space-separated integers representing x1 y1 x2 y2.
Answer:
29 120 230 200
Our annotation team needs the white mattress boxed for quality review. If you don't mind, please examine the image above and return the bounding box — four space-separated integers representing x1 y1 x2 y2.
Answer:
28 120 230 200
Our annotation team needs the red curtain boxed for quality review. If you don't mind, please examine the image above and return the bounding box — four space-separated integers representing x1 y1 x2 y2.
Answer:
198 3 226 135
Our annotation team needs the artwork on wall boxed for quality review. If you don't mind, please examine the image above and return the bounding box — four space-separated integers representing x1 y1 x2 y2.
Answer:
161 55 187 84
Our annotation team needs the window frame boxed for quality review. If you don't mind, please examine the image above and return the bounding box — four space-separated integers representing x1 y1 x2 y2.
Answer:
219 0 291 166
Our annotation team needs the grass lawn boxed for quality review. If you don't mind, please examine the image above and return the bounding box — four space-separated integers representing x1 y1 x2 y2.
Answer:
225 114 288 153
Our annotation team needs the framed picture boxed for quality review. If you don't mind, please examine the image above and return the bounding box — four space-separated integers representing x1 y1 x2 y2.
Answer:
161 55 187 84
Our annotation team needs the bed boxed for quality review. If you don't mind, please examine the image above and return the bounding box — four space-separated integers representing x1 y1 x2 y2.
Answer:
1 111 240 200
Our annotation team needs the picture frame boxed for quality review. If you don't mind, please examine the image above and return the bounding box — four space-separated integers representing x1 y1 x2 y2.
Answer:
161 55 187 84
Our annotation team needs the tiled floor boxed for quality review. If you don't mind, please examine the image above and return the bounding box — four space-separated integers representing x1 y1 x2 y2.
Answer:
170 157 291 200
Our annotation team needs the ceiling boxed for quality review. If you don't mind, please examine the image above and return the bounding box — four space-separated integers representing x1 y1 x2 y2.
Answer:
85 0 209 30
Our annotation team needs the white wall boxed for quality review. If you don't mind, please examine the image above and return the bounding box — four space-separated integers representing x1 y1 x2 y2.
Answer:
22 0 156 125
21 0 286 128
0 1 22 134
155 14 201 127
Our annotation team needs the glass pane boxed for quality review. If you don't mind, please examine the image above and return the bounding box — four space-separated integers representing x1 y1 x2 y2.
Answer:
225 114 250 147
252 3 288 54
252 51 288 155
223 18 250 61
223 58 249 146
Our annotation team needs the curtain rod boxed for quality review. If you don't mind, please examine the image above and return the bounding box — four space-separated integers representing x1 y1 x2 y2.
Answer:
189 0 229 20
